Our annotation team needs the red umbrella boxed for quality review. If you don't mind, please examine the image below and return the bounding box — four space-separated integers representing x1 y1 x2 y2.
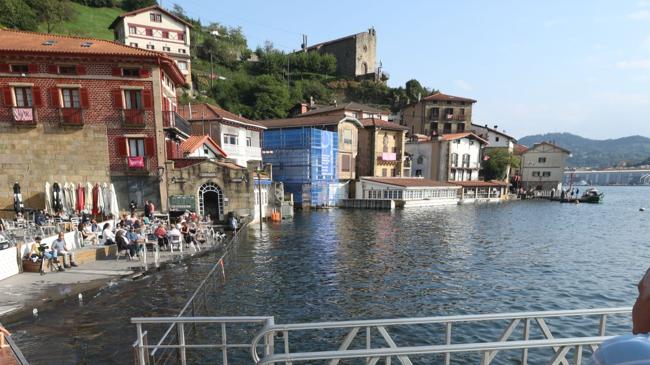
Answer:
76 184 85 213
92 184 99 216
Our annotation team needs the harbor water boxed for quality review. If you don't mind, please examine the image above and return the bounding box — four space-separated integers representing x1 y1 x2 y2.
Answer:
6 186 650 364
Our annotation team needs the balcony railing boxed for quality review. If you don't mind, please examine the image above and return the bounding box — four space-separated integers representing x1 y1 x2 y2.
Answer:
444 114 466 121
162 110 191 135
11 107 37 127
126 156 149 172
122 109 146 127
61 108 83 126
377 152 398 163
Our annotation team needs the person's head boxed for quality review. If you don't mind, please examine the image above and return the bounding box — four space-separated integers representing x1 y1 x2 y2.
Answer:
103 223 110 231
58 232 64 240
35 236 41 243
634 268 650 334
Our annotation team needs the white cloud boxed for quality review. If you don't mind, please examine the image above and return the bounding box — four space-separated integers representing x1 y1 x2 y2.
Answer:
453 79 473 91
616 59 650 69
628 9 650 20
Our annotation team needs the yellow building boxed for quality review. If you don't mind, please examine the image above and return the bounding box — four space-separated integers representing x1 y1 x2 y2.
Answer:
356 118 409 178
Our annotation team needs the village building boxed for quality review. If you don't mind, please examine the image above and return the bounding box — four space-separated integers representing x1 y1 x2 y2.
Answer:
109 4 193 86
290 101 389 120
303 28 377 79
0 29 187 214
401 92 476 137
260 115 363 207
520 141 571 191
355 177 460 207
471 123 518 182
177 103 266 168
356 118 409 178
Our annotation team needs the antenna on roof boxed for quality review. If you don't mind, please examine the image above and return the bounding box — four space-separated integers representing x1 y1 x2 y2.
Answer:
301 34 308 52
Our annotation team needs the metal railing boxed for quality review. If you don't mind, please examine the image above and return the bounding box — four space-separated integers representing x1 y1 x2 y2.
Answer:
123 109 146 127
250 307 631 365
1 323 30 365
132 224 249 365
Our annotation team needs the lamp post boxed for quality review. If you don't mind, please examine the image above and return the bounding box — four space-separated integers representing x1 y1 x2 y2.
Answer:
256 170 263 230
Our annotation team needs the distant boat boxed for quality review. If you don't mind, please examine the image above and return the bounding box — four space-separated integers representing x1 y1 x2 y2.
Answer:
574 180 589 186
580 187 604 203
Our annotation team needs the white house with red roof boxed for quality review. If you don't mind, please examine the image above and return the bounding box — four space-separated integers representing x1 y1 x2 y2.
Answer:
178 135 227 159
110 5 192 86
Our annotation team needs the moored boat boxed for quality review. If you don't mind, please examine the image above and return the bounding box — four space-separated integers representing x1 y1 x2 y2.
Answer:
579 187 604 203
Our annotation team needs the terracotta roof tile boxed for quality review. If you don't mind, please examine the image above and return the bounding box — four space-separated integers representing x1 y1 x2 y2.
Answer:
177 103 265 128
109 5 193 29
450 180 508 187
359 118 409 131
362 177 459 188
439 132 488 144
422 92 477 103
260 114 363 129
297 102 390 117
179 135 227 157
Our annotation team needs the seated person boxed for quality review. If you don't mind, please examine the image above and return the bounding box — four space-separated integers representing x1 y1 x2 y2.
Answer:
116 230 138 258
51 232 78 268
180 222 197 246
30 236 64 272
154 224 168 249
80 222 99 245
90 219 99 233
102 223 116 245
125 228 145 256
34 210 47 226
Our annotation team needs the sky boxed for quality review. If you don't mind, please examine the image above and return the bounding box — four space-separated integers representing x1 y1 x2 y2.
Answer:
163 0 650 139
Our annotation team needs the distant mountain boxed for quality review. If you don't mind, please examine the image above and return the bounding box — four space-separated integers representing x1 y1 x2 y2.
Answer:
517 133 650 168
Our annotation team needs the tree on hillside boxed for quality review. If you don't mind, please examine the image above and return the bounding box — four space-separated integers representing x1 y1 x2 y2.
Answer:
0 0 38 31
482 149 519 181
405 79 430 102
251 75 291 119
70 0 114 7
26 0 75 33
121 0 156 11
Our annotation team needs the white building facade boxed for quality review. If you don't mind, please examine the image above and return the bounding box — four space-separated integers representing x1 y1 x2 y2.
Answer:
355 177 461 207
407 133 486 182
110 5 193 86
520 142 571 191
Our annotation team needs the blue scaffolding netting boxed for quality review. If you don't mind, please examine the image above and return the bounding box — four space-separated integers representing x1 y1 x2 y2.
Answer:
263 128 340 205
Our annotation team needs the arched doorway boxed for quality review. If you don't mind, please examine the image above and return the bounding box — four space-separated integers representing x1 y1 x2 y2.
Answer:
198 182 224 222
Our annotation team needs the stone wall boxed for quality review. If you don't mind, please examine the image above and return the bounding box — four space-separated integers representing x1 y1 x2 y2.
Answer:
0 124 110 216
314 29 376 78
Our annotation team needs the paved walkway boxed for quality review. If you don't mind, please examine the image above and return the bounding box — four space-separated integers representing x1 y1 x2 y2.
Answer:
0 246 213 320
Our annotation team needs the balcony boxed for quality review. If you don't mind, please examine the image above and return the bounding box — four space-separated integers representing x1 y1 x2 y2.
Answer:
162 110 191 135
444 114 467 121
11 107 37 127
377 152 399 164
122 109 146 127
60 108 83 126
125 156 150 173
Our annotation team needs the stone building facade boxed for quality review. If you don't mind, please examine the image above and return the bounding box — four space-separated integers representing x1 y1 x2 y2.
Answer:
401 92 476 137
520 142 570 191
305 28 377 79
356 118 408 178
0 29 186 216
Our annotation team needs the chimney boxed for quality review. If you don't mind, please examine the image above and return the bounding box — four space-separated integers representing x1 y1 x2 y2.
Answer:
309 95 315 107
417 93 421 102
300 103 308 114
493 125 498 130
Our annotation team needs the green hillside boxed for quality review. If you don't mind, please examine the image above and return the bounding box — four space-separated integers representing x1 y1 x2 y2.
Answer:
37 2 121 40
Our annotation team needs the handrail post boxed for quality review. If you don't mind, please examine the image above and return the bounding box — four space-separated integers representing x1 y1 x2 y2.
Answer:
221 322 228 365
136 323 146 365
264 318 275 357
444 322 452 365
599 315 607 336
178 323 187 365
521 318 530 365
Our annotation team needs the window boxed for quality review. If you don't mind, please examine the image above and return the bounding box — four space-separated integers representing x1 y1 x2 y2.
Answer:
532 171 541 177
469 140 474 146
542 171 551 177
163 46 171 52
61 88 80 108
430 107 439 119
495 137 500 142
14 87 32 107
162 31 169 38
457 123 465 132
146 44 155 50
451 153 459 167
444 122 452 132
124 89 143 110
416 156 424 164
128 138 145 157
223 134 238 145
391 168 397 177
460 108 465 116
11 64 29 73
122 68 139 77
129 26 136 34
538 157 547 163
130 42 138 48
462 154 470 167
382 168 387 177
382 134 389 152
415 169 422 177
58 65 77 75
178 32 185 41
343 129 352 145
341 155 351 172
149 13 162 22
145 28 153 36
178 48 187 54
177 61 188 70
246 137 252 147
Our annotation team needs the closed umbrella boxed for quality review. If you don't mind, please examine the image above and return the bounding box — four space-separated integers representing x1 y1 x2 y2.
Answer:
44 182 52 215
69 183 77 213
52 182 63 213
97 183 105 215
62 183 69 213
102 182 110 216
85 182 93 212
13 182 24 214
76 184 85 213
92 183 99 215
109 183 119 218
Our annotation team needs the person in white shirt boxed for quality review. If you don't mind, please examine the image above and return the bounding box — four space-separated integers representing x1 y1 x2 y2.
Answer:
102 223 115 245
51 232 77 268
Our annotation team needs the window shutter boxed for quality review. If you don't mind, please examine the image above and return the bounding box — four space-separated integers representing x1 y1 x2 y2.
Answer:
49 87 61 107
139 68 151 78
80 88 90 108
28 64 38 73
112 89 123 109
111 67 122 77
166 140 175 159
2 87 13 107
116 137 127 156
144 137 156 156
48 64 59 74
142 89 153 109
76 65 87 75
32 87 43 107
0 64 9 73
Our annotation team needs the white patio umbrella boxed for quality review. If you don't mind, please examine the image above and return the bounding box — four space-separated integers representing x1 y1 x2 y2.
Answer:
44 182 52 214
85 182 93 212
69 183 77 213
97 183 105 215
109 183 119 218
102 183 110 216
62 182 70 213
